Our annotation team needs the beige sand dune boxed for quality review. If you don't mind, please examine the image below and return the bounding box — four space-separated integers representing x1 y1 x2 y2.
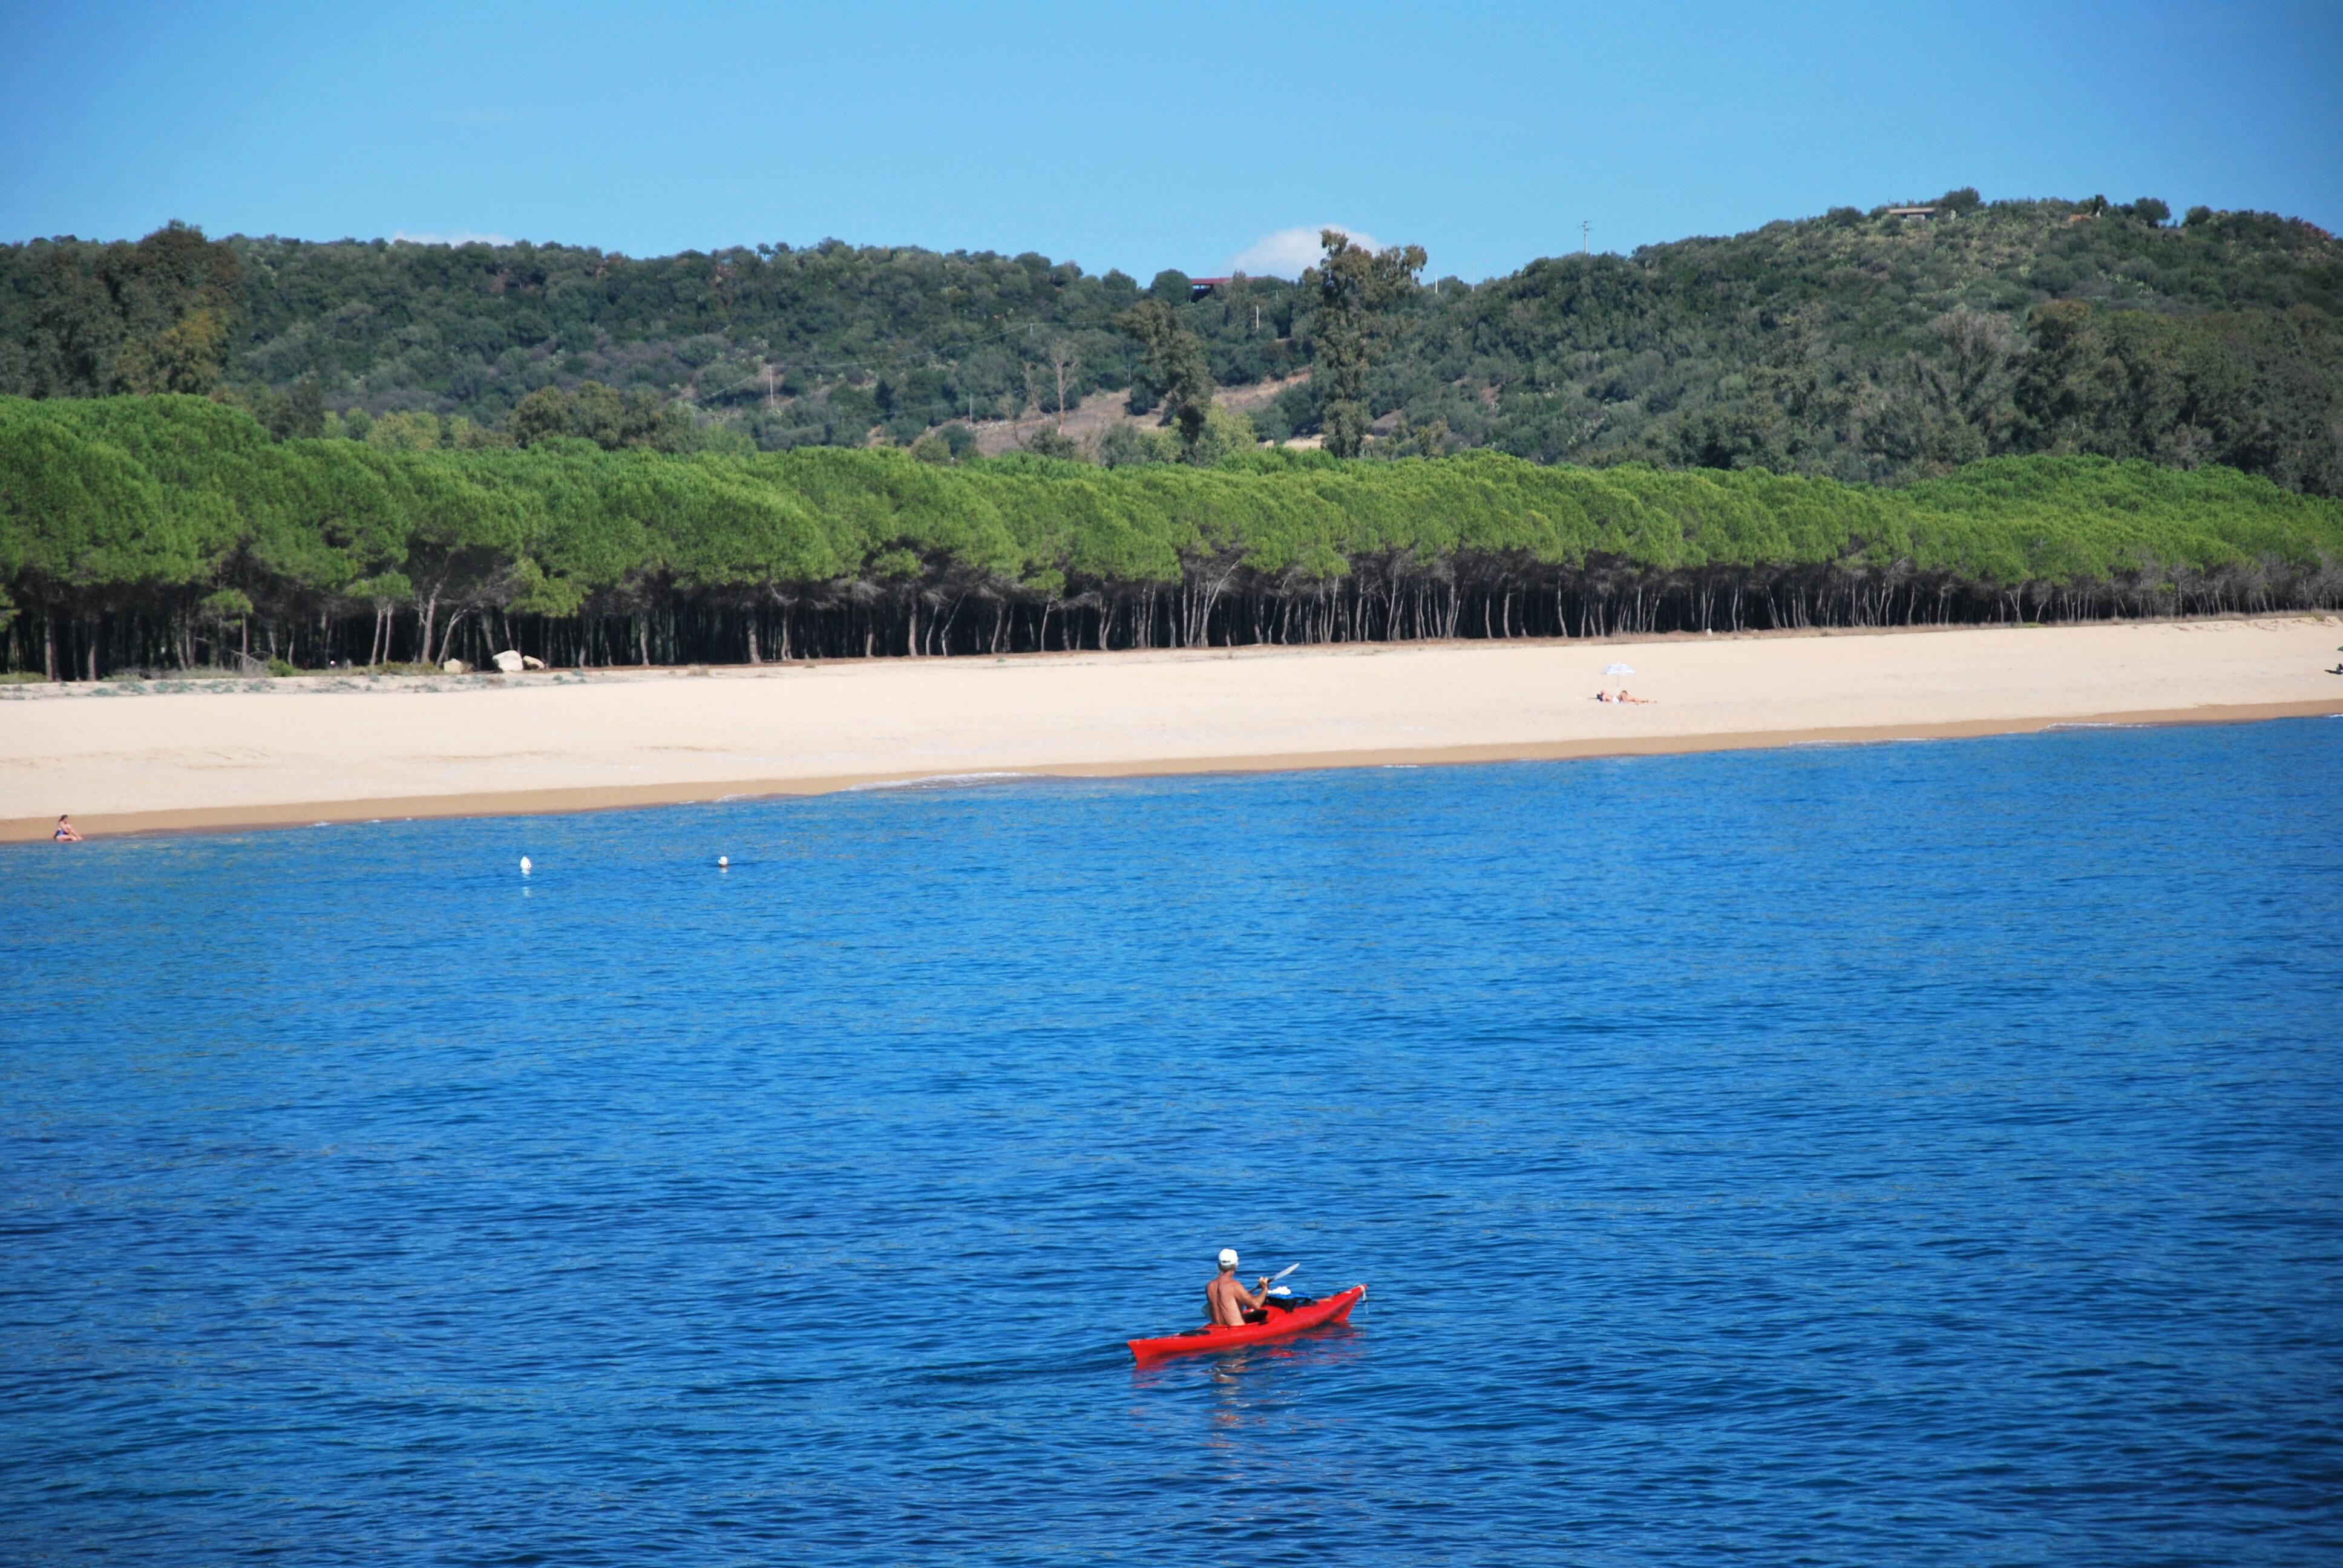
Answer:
4 617 2339 840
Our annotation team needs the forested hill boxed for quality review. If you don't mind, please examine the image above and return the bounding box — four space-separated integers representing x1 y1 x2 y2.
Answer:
2 190 2338 492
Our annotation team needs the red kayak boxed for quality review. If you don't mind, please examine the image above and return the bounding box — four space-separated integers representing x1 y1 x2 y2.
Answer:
1127 1284 1367 1360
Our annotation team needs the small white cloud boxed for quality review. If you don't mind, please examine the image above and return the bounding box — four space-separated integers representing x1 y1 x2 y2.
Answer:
392 230 514 247
1230 225 1389 279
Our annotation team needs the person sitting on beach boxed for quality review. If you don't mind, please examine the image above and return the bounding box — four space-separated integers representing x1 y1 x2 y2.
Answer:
1206 1249 1272 1327
53 815 82 843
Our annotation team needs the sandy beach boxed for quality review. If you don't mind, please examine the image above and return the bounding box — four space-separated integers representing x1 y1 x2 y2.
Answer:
4 616 2339 841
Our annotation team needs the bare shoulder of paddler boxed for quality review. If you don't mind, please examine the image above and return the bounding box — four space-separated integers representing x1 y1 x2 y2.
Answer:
1205 1247 1268 1325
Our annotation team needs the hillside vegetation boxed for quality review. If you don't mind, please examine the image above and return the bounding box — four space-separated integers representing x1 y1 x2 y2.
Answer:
5 396 2338 679
2 191 2338 493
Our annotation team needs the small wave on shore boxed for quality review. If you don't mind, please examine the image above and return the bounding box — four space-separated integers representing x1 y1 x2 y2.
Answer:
842 771 1051 792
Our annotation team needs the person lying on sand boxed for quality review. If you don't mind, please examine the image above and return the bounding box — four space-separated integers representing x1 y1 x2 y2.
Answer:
1616 688 1656 704
1206 1249 1273 1327
53 815 82 843
1593 689 1613 702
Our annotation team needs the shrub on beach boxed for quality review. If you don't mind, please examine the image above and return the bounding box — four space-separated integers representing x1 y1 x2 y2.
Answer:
3 396 2340 675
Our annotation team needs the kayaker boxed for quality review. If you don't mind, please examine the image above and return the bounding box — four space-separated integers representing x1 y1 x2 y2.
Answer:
1206 1248 1273 1327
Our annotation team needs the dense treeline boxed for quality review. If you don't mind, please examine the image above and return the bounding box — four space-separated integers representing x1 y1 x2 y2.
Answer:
1396 195 2343 491
0 223 1299 449
2 192 2337 494
5 396 2338 680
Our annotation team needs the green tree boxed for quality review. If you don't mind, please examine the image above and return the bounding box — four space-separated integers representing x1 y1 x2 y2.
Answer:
198 586 255 663
509 386 573 447
113 305 234 394
1096 421 1175 467
2013 300 2343 492
286 376 326 440
1192 405 1259 465
510 381 696 451
102 223 244 396
1021 426 1086 462
367 410 444 451
1113 301 1216 460
2012 301 2113 454
1305 229 1426 458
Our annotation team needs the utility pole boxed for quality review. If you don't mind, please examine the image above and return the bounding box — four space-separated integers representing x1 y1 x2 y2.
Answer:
1581 220 1590 256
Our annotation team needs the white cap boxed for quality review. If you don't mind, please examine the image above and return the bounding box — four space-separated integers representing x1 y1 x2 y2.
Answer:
1217 1248 1239 1269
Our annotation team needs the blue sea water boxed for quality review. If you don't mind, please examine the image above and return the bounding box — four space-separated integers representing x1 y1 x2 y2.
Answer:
4 719 2341 1566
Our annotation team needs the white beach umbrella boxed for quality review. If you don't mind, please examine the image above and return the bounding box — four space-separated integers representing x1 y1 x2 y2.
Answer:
1602 662 1636 676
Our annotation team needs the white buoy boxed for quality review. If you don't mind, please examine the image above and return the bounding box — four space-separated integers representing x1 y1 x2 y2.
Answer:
519 855 532 875
718 855 730 869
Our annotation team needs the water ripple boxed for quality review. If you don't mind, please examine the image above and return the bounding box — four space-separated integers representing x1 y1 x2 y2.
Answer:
2 721 2339 1564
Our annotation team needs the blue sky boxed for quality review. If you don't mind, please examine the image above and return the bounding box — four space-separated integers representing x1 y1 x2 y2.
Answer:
3 1 2336 281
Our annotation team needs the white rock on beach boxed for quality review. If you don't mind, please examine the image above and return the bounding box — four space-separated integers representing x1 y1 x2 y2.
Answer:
521 655 546 670
441 658 467 674
493 650 525 674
